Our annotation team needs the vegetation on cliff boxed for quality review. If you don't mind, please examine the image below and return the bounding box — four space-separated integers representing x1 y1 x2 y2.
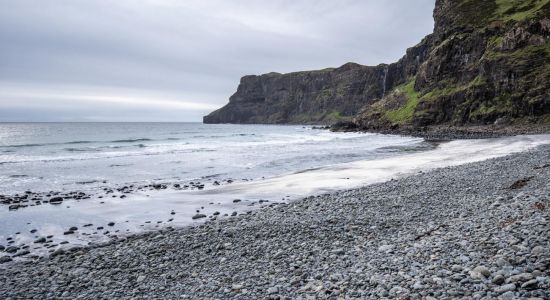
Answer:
354 0 550 130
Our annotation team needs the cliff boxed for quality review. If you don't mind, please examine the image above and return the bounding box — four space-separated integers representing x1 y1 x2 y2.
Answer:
203 63 391 124
205 0 550 129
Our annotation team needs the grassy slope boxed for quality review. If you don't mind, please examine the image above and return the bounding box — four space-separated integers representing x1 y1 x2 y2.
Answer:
494 0 550 22
384 80 420 124
373 0 550 126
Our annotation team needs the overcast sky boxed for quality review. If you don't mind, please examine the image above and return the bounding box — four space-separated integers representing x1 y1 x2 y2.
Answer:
0 0 435 122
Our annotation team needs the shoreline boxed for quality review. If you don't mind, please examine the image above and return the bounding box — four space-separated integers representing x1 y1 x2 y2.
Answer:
1 143 549 299
330 122 550 140
1 134 547 261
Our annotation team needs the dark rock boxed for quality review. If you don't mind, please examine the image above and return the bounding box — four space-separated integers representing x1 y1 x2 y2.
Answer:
49 197 64 204
5 246 19 253
0 256 12 264
521 279 539 289
331 121 359 132
107 222 115 226
51 248 65 257
34 237 47 243
192 214 207 220
13 250 30 257
509 177 534 190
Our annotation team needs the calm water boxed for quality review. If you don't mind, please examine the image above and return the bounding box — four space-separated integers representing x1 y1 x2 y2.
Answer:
0 122 428 195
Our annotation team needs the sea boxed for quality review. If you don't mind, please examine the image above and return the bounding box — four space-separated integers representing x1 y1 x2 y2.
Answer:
0 122 429 195
1 122 549 259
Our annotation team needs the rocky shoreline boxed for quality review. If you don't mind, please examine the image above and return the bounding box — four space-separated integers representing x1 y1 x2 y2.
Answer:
0 177 239 212
331 122 550 141
1 144 549 299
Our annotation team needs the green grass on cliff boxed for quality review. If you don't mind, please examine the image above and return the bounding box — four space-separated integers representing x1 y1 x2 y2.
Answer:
292 110 345 124
384 79 419 124
468 94 515 121
420 76 485 102
484 41 550 66
455 0 549 28
494 0 550 22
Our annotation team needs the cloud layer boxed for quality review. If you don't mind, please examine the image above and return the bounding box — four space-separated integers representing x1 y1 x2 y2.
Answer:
0 0 435 121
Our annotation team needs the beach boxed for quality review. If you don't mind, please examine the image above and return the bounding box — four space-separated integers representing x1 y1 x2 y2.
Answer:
1 142 548 299
2 0 549 298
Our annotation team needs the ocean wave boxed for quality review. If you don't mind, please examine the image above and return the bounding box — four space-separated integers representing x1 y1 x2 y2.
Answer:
376 142 436 153
64 147 102 152
0 148 180 165
109 164 132 167
1 138 152 149
100 145 124 149
0 143 46 148
1 140 92 148
65 141 93 145
111 138 153 143
76 180 101 185
190 148 216 153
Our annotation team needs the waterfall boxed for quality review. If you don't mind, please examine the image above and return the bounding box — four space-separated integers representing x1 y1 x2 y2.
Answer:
382 66 388 98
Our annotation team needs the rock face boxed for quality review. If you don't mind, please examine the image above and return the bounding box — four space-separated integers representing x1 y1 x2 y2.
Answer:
204 37 433 124
355 0 550 130
205 0 550 128
203 63 406 124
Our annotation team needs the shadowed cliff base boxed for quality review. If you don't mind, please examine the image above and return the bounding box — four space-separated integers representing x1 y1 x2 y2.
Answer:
204 0 550 133
331 121 550 140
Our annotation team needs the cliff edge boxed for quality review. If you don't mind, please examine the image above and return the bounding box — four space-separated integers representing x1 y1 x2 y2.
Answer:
205 0 550 130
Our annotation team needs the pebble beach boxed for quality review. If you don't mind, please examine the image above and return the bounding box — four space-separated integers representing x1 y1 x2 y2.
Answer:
1 143 549 299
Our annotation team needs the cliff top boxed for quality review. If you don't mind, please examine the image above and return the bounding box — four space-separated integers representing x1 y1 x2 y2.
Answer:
435 0 550 33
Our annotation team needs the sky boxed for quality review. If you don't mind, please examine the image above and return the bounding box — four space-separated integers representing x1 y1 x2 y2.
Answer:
0 0 435 122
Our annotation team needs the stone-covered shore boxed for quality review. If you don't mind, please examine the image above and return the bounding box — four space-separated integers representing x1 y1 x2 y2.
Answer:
331 122 550 141
1 145 549 299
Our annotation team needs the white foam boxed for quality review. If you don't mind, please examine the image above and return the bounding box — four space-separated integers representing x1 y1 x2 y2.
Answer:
197 134 550 198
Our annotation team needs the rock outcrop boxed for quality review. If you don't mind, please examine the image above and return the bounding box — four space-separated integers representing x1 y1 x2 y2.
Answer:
204 63 390 124
205 0 550 129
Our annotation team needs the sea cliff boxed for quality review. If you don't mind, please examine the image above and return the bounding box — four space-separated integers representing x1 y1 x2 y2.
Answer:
204 0 550 132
